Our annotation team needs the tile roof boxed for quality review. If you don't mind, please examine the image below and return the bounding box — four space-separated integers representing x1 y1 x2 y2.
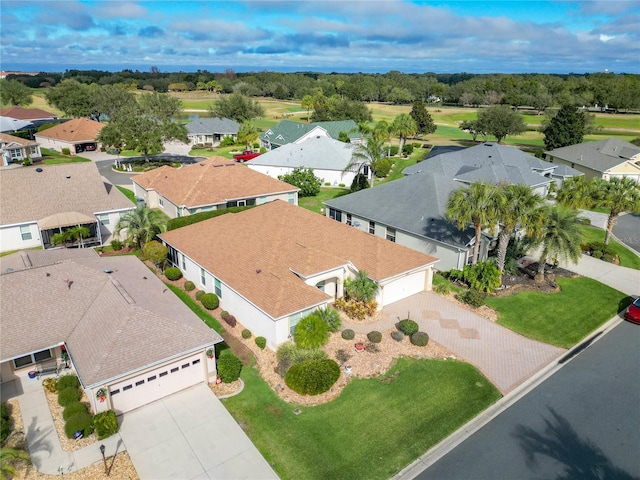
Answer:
35 118 103 143
0 132 39 148
160 201 438 319
249 135 355 171
0 253 223 387
260 120 359 146
132 159 298 208
0 106 57 121
185 117 240 135
545 138 640 172
0 162 134 225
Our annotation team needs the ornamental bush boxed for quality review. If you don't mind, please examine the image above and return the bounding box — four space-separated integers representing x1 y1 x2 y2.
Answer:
43 377 58 393
433 282 450 295
318 307 342 333
410 331 430 347
397 319 419 336
294 313 329 349
217 352 243 383
367 331 382 343
183 280 195 291
63 402 88 421
457 289 487 308
94 410 119 440
110 239 123 251
241 329 252 339
64 412 94 439
221 311 237 327
200 293 219 310
57 375 80 390
195 290 205 301
58 387 81 407
285 359 341 395
255 337 267 350
164 267 182 281
275 344 327 377
391 330 405 342
341 329 355 340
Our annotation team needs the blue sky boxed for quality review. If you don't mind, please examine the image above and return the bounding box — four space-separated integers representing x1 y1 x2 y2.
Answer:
1 1 638 74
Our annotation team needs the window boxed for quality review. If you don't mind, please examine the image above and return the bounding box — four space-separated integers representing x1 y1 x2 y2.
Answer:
192 359 201 365
288 192 295 204
20 225 32 241
214 278 222 297
148 375 157 382
237 200 246 207
368 221 375 234
30 146 38 155
111 389 120 395
329 208 342 222
316 280 325 291
171 367 179 373
135 380 145 386
182 363 190 369
259 196 266 205
13 349 51 369
247 198 256 206
181 254 186 270
386 227 396 243
97 213 110 226
159 371 168 377
346 214 352 226
200 268 206 286
176 206 181 217
289 308 314 336
123 385 132 391
201 206 213 212
159 198 164 207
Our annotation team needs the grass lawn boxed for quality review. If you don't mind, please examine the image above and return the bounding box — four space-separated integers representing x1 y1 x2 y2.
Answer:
486 277 631 349
298 187 350 214
223 357 500 480
580 225 640 270
39 149 91 165
116 186 137 204
165 283 224 334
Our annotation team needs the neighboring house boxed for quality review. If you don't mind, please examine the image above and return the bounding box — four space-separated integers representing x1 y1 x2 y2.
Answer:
260 120 361 150
0 132 42 166
0 117 33 135
545 138 640 182
34 117 103 155
132 158 299 219
0 106 60 139
247 135 370 187
160 200 438 350
185 117 240 146
0 162 134 252
0 250 223 415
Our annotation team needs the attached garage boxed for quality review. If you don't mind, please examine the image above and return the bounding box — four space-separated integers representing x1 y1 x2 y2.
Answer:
380 270 429 307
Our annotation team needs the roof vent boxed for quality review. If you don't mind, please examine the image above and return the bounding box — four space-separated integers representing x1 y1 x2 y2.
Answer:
36 167 43 172
103 268 113 274
66 175 71 179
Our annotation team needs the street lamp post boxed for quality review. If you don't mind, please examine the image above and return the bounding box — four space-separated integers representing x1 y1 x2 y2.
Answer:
99 444 109 476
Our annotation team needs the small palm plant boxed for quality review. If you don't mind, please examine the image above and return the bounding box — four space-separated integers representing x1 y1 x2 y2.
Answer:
1 447 31 480
344 270 379 303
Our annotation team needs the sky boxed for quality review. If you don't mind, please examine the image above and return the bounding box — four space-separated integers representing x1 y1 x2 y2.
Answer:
1 0 638 74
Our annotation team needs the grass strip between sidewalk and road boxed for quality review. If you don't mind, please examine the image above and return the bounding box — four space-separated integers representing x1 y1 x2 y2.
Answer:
580 225 640 270
223 357 501 480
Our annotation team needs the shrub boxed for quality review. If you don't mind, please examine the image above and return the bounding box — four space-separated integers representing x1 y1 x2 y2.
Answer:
164 267 182 281
285 359 341 395
335 298 378 320
217 352 243 383
221 311 237 327
391 330 405 342
62 148 71 155
195 290 205 301
318 307 342 332
43 377 58 393
166 206 254 231
64 412 94 439
58 387 81 407
110 239 123 251
402 144 414 156
457 289 487 308
367 331 382 343
365 342 380 353
183 280 195 291
389 145 399 156
142 240 167 268
1 403 10 444
375 158 393 178
93 410 119 440
63 402 88 421
241 329 252 339
341 329 355 340
278 167 322 197
335 349 351 365
255 337 267 350
293 313 329 349
397 319 419 336
410 331 430 347
220 136 235 147
433 282 450 295
275 344 327 377
200 293 219 310
57 375 80 390
462 261 501 293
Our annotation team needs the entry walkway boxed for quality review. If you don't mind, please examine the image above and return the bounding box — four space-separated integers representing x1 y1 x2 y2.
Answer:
344 292 564 394
557 253 640 297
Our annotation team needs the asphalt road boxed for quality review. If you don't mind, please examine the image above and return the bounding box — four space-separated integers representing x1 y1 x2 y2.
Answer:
96 158 134 187
613 213 640 255
416 320 640 480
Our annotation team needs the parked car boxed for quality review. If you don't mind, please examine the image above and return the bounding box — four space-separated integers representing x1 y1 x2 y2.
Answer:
624 297 640 324
85 144 96 151
233 150 261 162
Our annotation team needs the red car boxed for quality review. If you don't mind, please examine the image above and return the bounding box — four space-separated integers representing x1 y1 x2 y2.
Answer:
624 297 640 324
233 150 261 162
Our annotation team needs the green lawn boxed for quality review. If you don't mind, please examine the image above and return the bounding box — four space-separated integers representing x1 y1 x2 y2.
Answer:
165 284 224 334
39 149 91 165
486 277 631 348
116 186 137 204
298 188 350 214
223 357 500 480
581 225 640 270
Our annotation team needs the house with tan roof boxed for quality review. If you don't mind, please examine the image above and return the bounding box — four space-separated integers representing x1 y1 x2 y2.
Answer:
0 250 223 414
0 162 134 252
132 158 299 219
0 106 58 123
0 132 42 166
34 117 104 155
159 200 439 349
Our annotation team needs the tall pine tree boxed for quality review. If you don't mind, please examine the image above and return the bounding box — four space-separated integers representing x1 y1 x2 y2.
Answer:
409 100 436 135
543 105 587 150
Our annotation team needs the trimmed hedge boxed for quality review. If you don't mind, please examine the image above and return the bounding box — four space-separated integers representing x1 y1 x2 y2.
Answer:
64 412 94 439
94 410 119 440
341 329 355 340
183 280 195 291
410 331 430 347
397 319 419 336
367 331 382 343
63 402 88 421
58 387 81 406
255 337 267 350
167 206 255 231
241 329 252 339
165 267 182 281
217 352 243 383
57 375 80 390
195 290 205 301
285 359 341 395
200 293 219 310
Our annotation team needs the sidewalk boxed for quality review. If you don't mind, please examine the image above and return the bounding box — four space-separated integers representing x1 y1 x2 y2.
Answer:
558 253 639 297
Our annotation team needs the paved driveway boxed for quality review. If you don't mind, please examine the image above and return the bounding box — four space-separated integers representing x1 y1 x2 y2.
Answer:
119 384 278 480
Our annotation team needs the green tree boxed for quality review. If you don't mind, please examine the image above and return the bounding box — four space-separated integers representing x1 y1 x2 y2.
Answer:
0 79 33 106
344 270 379 303
1 447 31 480
237 122 259 149
142 240 168 269
527 206 583 282
278 168 321 197
391 113 417 152
593 177 640 245
114 207 167 249
301 95 314 123
459 120 486 142
343 137 385 188
446 182 501 265
373 120 393 157
209 93 265 123
90 84 136 121
409 100 436 136
44 79 93 118
542 105 589 150
138 92 183 121
477 105 526 143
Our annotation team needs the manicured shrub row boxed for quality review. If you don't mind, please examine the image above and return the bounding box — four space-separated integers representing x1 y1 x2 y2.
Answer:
217 352 243 383
341 329 355 340
58 387 81 407
241 329 252 339
367 331 382 343
284 359 341 395
64 412 94 439
57 375 80 390
397 319 419 336
0 403 10 444
410 332 430 347
221 311 237 327
255 337 266 350
165 267 182 281
582 242 619 264
200 293 219 310
63 402 88 421
183 280 195 291
166 206 255 231
94 410 119 440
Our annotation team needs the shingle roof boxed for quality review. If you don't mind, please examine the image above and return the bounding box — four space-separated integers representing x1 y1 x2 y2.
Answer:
35 118 103 143
0 253 223 387
325 172 476 248
0 132 39 148
260 120 359 146
0 106 57 121
545 138 640 172
185 117 240 136
0 117 33 133
454 164 550 188
132 159 298 208
0 162 133 225
249 135 355 171
160 201 438 319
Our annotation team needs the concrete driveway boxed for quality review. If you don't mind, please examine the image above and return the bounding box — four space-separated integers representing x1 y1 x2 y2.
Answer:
119 384 278 480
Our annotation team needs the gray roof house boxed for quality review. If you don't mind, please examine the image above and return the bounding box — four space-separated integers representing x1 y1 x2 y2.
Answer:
260 120 361 150
185 117 240 146
247 135 369 187
0 250 223 414
545 138 640 182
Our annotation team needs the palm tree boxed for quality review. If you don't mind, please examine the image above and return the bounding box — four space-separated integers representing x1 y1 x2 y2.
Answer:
237 121 259 150
343 137 385 188
391 113 417 153
1 447 31 480
115 207 167 250
345 270 379 303
373 120 393 157
64 225 91 248
301 95 313 123
556 176 596 210
446 182 501 265
528 205 583 283
593 177 640 245
494 184 544 281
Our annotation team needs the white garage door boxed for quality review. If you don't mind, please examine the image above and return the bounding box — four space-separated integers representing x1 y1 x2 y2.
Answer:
381 270 426 306
109 354 204 414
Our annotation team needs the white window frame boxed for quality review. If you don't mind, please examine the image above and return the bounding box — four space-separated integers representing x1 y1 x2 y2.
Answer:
20 225 32 241
214 278 222 297
368 221 375 234
386 227 396 243
97 213 110 225
13 349 52 369
200 267 206 286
